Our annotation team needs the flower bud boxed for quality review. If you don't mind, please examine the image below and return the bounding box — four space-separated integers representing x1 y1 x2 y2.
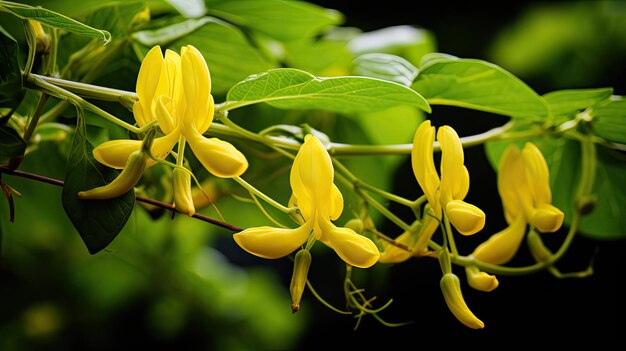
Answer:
78 149 147 200
526 229 552 263
290 249 312 313
465 265 499 292
343 218 364 234
29 20 50 54
440 273 484 329
529 203 564 233
172 168 195 216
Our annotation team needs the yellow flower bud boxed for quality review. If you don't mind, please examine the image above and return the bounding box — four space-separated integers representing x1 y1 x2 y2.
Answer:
440 273 484 329
465 265 499 292
233 221 313 259
529 203 564 233
290 249 312 313
29 20 50 54
445 200 486 235
172 168 195 216
78 149 148 200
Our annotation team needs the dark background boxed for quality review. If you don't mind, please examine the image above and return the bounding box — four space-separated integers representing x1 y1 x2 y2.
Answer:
285 0 626 347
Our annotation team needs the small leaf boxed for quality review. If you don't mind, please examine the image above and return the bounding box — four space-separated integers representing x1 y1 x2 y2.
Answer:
543 88 613 121
226 68 431 113
166 0 206 18
132 17 214 46
61 126 135 254
0 126 26 165
0 25 24 125
352 53 418 87
413 56 548 119
0 2 111 44
589 97 626 144
206 0 342 42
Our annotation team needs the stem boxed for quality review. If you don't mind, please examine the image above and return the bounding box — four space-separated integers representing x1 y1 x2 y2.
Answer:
0 166 242 232
233 176 291 214
31 73 137 106
22 93 48 142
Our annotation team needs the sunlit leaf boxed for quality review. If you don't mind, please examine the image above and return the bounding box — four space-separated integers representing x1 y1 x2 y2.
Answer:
413 56 548 119
226 68 431 113
543 88 613 120
0 1 111 44
61 124 135 254
352 53 418 87
206 0 342 42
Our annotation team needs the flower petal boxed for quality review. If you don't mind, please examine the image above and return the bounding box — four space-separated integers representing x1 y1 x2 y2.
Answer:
320 217 380 268
135 45 164 126
522 142 552 205
411 120 440 211
378 230 414 264
233 222 312 259
291 135 334 215
93 130 179 169
498 144 526 223
438 126 469 201
465 265 499 292
185 128 248 178
446 199 485 235
329 184 344 220
471 216 527 265
181 45 213 134
529 203 564 233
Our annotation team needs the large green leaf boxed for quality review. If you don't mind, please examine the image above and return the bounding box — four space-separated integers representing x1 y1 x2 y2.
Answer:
132 17 215 46
0 126 26 165
0 25 23 125
61 124 135 254
413 56 548 119
166 19 276 94
205 0 342 42
226 68 431 113
0 1 111 44
284 39 353 76
589 98 626 144
485 129 626 240
351 53 418 87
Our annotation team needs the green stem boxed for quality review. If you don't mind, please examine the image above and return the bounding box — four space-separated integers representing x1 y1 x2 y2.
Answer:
31 73 137 107
22 93 48 142
355 181 416 208
233 176 292 214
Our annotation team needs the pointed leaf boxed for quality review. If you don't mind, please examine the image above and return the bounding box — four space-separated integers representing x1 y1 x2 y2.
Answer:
589 98 626 144
61 127 135 254
352 53 418 87
226 68 430 113
0 2 111 44
543 88 613 122
413 56 547 119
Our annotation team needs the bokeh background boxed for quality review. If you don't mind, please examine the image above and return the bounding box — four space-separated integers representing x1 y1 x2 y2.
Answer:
2 0 625 349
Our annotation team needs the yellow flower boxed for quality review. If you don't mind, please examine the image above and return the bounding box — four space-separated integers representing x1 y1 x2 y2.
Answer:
472 143 564 265
233 135 380 268
91 45 248 187
440 273 485 329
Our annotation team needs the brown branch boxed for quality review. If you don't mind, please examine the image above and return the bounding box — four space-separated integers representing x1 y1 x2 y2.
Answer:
0 165 243 232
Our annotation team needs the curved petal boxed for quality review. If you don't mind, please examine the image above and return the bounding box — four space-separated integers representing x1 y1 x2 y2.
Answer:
154 95 176 134
289 148 313 220
135 45 164 126
329 184 344 220
411 120 440 209
93 130 179 169
233 222 312 259
522 142 552 205
438 126 469 201
465 265 499 292
446 199 485 235
497 144 526 223
319 217 380 268
471 216 527 265
291 135 334 215
529 203 564 233
181 45 213 133
185 128 248 178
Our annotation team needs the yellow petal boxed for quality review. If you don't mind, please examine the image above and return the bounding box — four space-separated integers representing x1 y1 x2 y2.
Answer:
181 45 213 134
135 45 164 126
411 212 440 256
154 95 176 134
522 142 552 205
319 217 380 268
185 129 248 178
472 216 527 265
440 273 484 329
93 130 179 169
445 199 485 235
438 125 469 201
411 120 440 210
529 203 564 233
378 230 414 264
291 135 334 213
497 144 526 223
233 222 312 259
172 167 195 216
329 184 344 220
465 266 499 292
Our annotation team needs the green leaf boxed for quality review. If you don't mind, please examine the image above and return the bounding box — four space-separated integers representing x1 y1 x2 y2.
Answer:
0 25 24 125
543 88 613 120
226 68 431 113
284 40 353 76
206 0 342 42
485 129 626 240
413 56 548 119
166 19 276 94
132 17 214 46
61 125 135 254
0 1 111 44
166 0 206 18
0 125 26 165
351 53 418 87
589 98 626 144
